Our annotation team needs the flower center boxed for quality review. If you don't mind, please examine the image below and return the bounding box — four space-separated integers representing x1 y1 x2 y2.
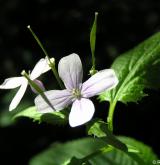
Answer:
72 88 81 99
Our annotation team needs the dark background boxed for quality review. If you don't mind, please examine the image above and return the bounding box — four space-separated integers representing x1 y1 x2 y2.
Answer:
0 0 160 164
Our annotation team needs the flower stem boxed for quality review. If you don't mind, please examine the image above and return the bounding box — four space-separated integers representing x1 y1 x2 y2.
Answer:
107 101 117 132
49 61 64 89
27 25 49 58
21 70 55 111
27 25 64 89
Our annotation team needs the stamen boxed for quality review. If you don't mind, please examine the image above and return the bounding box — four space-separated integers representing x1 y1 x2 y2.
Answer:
72 89 81 99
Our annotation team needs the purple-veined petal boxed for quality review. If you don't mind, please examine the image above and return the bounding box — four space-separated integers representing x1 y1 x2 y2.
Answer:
30 58 51 80
69 98 95 127
9 80 28 111
81 69 118 98
0 77 25 89
58 53 83 90
34 89 72 113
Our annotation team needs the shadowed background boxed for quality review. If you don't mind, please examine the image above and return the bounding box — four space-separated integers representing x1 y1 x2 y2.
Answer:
0 0 160 164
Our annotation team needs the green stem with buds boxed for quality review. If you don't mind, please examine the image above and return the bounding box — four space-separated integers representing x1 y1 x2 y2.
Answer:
27 25 64 89
21 70 55 111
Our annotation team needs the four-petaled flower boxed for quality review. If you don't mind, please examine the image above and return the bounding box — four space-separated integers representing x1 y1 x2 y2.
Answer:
35 54 118 127
0 58 51 111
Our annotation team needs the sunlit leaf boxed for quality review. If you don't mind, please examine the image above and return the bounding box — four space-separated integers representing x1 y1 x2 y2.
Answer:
99 32 160 103
13 106 68 125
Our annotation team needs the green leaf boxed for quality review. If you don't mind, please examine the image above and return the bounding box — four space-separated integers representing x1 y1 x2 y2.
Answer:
119 136 158 164
29 137 158 165
87 119 128 152
13 106 68 125
99 32 160 103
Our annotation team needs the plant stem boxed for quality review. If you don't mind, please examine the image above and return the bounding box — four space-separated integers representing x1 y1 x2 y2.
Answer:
49 62 64 89
82 146 113 163
27 25 64 89
27 25 49 58
107 101 117 132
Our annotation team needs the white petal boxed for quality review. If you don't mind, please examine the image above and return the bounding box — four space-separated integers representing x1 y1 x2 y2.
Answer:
0 77 25 89
30 58 51 80
58 53 83 90
34 90 72 113
82 69 118 98
69 98 95 127
9 80 28 111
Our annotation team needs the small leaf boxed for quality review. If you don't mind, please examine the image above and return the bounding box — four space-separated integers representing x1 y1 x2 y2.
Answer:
13 106 68 125
29 137 158 165
99 32 160 103
87 119 128 152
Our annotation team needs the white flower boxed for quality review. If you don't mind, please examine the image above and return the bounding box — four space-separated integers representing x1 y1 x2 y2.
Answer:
0 58 51 111
35 54 119 127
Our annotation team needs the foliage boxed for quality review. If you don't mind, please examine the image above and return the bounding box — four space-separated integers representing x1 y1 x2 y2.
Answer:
99 32 160 104
29 137 157 165
14 106 68 125
87 119 128 151
1 12 160 165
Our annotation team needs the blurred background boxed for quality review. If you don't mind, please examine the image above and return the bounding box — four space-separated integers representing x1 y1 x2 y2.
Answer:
0 0 160 164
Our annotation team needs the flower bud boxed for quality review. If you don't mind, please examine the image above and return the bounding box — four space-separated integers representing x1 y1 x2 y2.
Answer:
30 79 45 94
